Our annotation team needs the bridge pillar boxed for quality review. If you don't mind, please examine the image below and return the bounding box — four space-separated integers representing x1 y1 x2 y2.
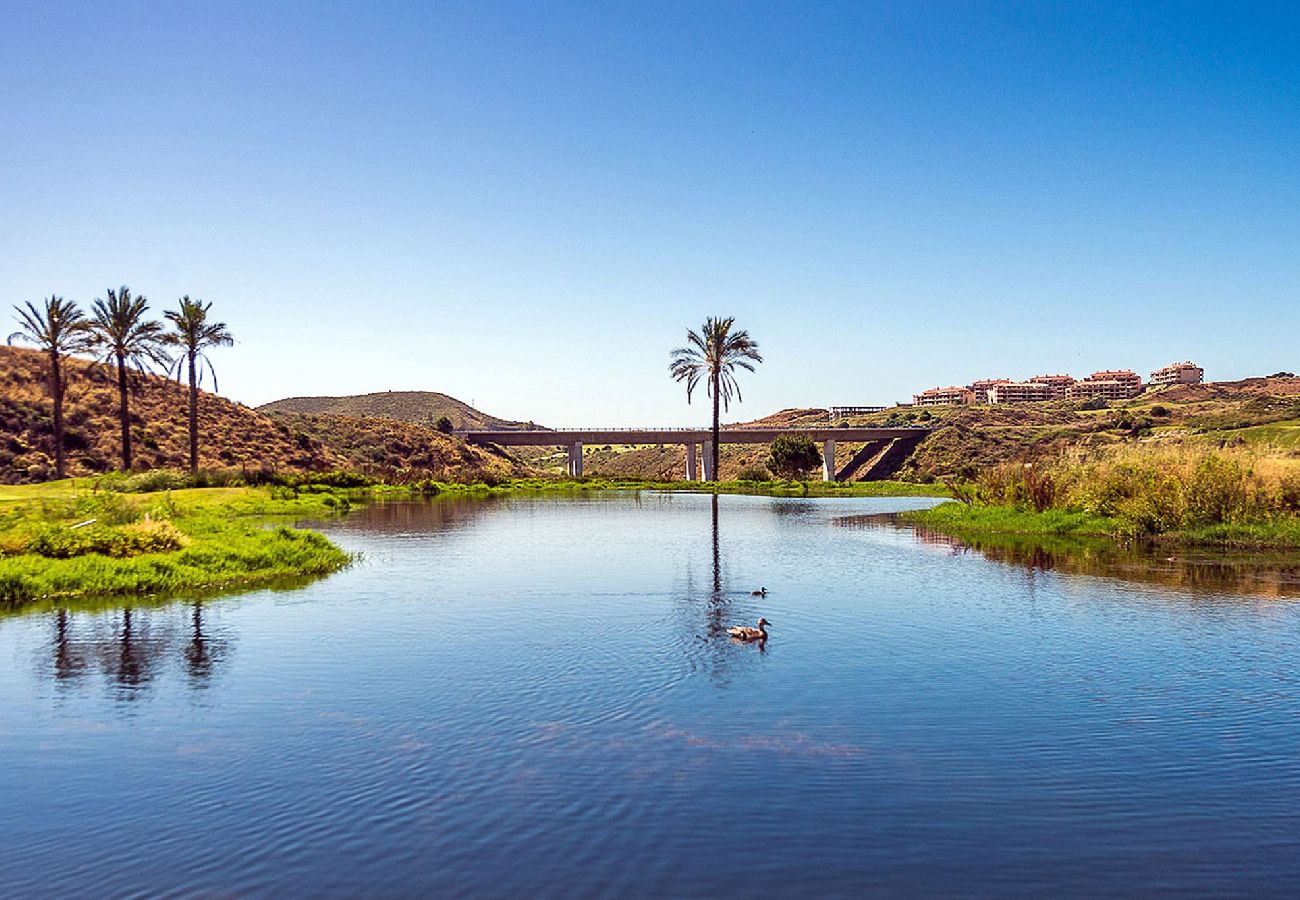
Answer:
567 442 584 477
822 438 836 482
702 441 715 481
684 443 696 481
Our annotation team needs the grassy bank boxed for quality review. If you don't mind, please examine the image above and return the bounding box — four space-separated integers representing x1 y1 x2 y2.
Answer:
0 472 947 610
904 447 1300 549
0 481 353 609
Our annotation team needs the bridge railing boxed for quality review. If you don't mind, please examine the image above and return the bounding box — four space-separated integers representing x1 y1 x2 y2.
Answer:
456 424 933 434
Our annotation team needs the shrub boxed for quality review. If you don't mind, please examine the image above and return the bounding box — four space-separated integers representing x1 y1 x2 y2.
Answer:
0 572 36 606
435 416 454 434
24 520 186 559
192 468 246 488
736 464 771 482
1279 475 1300 513
290 470 372 488
767 435 822 480
1183 455 1249 526
121 470 192 493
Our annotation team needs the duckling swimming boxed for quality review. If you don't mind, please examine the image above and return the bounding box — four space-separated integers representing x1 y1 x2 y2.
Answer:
728 618 770 641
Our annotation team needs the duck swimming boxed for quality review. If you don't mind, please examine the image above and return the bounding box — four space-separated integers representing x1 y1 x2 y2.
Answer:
751 587 767 597
728 618 770 641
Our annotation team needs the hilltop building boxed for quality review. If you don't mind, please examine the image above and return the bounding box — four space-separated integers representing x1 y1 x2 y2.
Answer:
913 386 975 406
987 381 1054 404
968 379 1011 404
912 361 1197 408
1150 361 1204 386
1068 370 1144 401
1028 374 1076 399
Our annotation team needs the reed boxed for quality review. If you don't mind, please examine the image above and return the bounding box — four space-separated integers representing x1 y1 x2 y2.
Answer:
912 446 1300 548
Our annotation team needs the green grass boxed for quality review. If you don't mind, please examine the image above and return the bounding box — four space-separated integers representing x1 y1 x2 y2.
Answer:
0 483 353 611
1226 419 1300 448
901 502 1115 537
903 501 1300 549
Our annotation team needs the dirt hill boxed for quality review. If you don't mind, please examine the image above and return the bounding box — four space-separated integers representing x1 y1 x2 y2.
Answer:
258 391 535 431
268 412 520 482
0 346 525 484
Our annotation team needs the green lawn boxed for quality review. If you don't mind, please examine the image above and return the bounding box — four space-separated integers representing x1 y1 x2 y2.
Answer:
0 482 353 611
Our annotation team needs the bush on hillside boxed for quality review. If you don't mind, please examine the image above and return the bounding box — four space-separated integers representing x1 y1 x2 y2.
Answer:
767 435 822 480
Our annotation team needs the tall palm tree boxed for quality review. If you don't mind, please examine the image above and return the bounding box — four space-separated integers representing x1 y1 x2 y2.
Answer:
88 286 169 471
8 296 94 478
164 297 233 475
669 316 763 481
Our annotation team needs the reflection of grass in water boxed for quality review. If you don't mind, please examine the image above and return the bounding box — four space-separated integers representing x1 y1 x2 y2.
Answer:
3 572 327 621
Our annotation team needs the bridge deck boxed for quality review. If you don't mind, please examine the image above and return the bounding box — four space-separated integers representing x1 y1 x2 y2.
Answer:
460 427 932 446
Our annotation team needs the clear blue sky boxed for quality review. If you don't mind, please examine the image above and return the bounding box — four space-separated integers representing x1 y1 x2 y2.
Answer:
3 1 1297 426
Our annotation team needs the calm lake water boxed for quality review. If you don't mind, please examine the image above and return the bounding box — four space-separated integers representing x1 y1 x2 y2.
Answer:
3 493 1300 896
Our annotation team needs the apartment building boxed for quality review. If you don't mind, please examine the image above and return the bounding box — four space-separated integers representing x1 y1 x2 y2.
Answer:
1068 370 1144 401
913 386 975 406
1028 374 1076 399
968 379 1011 404
987 381 1054 404
1150 361 1204 386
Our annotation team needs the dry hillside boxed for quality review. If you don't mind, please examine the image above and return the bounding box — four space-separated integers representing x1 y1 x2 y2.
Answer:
268 412 521 482
1 344 342 481
258 391 537 431
0 346 526 484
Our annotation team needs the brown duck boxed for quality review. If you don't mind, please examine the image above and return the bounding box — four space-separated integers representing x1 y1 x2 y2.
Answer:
728 618 770 641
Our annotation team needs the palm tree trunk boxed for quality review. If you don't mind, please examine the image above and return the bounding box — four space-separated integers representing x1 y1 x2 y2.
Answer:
50 349 66 479
711 371 721 481
116 351 131 470
187 352 199 475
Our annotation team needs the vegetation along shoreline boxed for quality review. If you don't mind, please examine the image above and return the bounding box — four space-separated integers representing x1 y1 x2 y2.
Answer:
902 448 1300 550
0 473 949 613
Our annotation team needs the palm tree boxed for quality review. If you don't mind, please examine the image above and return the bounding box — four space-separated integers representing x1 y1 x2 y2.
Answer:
87 286 169 471
164 297 234 475
669 316 763 481
8 296 93 478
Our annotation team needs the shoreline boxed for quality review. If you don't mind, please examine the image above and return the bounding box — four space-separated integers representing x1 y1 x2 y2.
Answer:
900 502 1300 551
1 476 949 613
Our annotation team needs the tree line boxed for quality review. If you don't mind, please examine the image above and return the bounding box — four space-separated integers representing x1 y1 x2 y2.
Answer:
8 288 233 479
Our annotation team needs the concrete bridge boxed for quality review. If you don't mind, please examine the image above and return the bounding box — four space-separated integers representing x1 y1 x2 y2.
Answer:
459 426 934 481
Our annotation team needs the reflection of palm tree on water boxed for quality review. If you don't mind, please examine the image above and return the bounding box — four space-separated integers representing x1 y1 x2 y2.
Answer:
186 602 215 684
43 603 230 694
112 608 147 690
706 494 726 637
676 496 766 683
53 609 87 682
